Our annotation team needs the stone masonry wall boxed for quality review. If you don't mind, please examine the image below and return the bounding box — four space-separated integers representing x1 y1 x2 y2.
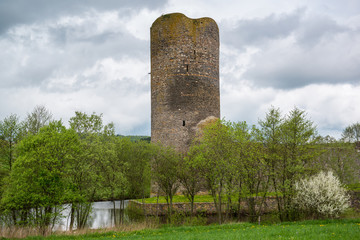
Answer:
151 13 220 152
129 198 278 216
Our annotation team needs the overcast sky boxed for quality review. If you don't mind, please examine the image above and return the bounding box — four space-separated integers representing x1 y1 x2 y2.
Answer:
0 0 359 138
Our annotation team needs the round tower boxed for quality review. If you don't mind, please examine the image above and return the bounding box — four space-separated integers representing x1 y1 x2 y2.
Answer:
151 13 220 152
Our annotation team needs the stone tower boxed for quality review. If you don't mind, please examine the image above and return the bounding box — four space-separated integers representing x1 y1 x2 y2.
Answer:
151 13 220 152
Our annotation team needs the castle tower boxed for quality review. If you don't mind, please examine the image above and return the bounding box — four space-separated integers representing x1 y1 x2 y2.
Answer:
151 13 220 152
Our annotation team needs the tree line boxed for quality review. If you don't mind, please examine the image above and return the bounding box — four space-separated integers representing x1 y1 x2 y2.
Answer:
0 105 359 232
0 106 153 233
152 107 359 224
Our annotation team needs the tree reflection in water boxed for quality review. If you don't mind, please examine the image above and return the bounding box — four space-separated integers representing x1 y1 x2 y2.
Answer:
55 200 128 231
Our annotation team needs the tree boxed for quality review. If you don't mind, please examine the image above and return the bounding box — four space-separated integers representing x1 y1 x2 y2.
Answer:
230 122 269 223
23 105 53 135
151 144 181 222
67 111 107 229
317 140 359 185
342 122 360 143
66 134 100 230
122 138 152 200
190 119 234 224
1 121 79 234
259 107 320 221
258 107 284 219
98 133 129 226
115 138 152 221
177 152 204 217
69 111 103 136
0 114 23 171
67 111 122 229
189 119 270 223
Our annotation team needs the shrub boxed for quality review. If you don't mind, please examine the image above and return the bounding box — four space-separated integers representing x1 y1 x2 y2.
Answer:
293 171 350 218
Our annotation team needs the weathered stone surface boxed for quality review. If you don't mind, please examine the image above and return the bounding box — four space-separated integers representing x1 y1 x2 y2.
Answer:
151 13 220 152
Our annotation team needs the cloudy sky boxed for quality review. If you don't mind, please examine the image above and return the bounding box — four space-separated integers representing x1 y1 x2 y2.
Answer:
0 0 359 138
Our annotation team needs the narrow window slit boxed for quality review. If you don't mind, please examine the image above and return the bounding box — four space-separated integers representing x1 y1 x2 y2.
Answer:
183 120 186 126
186 64 189 72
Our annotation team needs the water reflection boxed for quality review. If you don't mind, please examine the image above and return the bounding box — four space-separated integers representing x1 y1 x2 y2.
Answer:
56 200 128 231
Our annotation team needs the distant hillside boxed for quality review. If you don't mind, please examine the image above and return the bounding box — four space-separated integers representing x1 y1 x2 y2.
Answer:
117 135 151 143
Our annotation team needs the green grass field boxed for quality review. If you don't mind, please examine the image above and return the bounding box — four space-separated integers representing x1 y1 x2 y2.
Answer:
20 219 359 240
136 193 283 204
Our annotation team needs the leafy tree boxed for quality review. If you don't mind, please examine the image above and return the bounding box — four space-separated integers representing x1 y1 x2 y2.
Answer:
230 122 269 223
177 152 204 217
258 107 284 212
122 138 152 200
319 135 337 144
66 112 106 229
70 111 103 136
259 107 320 221
342 122 360 143
151 144 181 222
1 121 79 234
189 119 270 223
67 111 120 229
98 133 129 226
0 114 23 171
23 105 53 135
317 140 359 185
65 132 100 230
113 138 152 222
190 119 234 224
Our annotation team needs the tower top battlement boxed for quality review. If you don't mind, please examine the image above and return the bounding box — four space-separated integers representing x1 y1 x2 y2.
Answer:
151 13 218 34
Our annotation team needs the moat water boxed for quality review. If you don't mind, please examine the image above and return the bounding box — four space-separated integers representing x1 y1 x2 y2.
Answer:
55 200 129 231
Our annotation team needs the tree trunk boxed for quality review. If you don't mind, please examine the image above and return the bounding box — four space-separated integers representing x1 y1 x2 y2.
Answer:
218 182 223 224
69 204 75 231
190 195 195 218
119 200 122 225
77 202 91 229
226 195 232 221
273 177 284 222
156 189 159 219
169 196 173 224
248 197 256 222
9 140 12 170
113 200 117 226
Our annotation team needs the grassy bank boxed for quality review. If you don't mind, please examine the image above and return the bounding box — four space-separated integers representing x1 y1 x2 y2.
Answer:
136 192 286 204
10 219 359 240
136 194 214 204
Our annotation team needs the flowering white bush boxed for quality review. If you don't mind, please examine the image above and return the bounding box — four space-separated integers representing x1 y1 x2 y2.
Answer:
293 171 350 218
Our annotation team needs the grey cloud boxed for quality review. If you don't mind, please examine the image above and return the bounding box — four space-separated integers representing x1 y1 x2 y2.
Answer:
244 45 360 89
222 9 303 47
0 0 167 34
0 18 148 90
48 25 147 55
296 16 348 48
222 9 360 89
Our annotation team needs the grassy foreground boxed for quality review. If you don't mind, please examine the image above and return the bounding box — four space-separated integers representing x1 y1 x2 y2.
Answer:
17 219 360 240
